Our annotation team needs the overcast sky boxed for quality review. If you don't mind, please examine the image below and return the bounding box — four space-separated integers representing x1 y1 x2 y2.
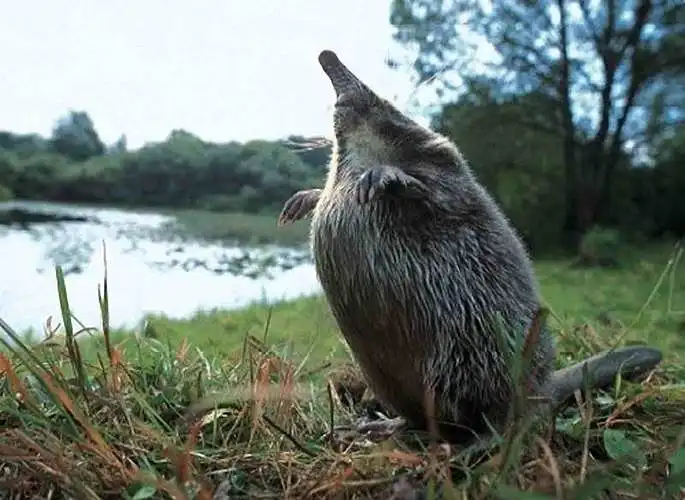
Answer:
0 0 427 149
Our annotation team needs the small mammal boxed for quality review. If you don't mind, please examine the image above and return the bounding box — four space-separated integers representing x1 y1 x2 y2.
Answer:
279 50 663 443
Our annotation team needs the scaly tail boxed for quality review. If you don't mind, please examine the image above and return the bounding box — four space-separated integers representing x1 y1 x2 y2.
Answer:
544 345 663 407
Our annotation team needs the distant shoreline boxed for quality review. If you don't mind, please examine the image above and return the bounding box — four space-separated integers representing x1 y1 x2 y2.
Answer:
0 199 312 247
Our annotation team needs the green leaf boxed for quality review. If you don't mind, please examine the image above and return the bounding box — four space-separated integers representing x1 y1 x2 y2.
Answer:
665 469 685 496
555 415 584 440
130 485 157 500
565 471 629 499
668 448 685 475
602 429 647 468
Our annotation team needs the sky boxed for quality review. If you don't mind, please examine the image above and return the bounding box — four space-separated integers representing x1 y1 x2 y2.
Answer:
0 0 427 149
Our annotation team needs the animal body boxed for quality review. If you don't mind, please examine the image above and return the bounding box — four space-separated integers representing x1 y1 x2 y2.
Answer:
279 50 663 443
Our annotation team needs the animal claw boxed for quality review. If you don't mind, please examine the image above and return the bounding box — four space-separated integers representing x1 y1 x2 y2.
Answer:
356 166 401 205
323 416 407 444
278 189 322 225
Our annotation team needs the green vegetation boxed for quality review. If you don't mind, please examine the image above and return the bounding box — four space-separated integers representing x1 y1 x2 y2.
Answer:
391 0 685 253
0 243 683 498
166 208 311 246
0 125 330 218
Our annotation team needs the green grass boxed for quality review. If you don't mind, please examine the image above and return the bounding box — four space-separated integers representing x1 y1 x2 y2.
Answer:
163 209 310 246
0 242 683 498
537 243 685 360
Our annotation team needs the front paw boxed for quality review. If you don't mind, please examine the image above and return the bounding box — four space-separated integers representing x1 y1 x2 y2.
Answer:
355 166 404 205
278 189 321 225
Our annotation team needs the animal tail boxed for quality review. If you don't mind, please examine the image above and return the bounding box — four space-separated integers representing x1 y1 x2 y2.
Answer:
544 345 663 407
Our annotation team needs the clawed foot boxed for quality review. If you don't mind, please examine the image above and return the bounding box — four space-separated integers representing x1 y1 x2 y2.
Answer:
355 166 426 204
278 188 322 225
325 416 408 444
355 416 407 435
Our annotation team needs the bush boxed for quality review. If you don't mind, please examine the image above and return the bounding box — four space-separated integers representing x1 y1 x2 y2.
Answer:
578 226 622 267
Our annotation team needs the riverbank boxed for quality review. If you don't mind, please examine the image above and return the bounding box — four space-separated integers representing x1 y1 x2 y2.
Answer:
0 242 683 497
78 241 685 364
0 200 311 246
166 208 310 246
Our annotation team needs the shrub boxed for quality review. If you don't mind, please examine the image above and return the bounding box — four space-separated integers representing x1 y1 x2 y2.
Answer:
578 226 622 267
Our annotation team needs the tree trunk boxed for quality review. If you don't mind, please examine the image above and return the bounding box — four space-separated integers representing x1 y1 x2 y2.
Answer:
556 0 580 249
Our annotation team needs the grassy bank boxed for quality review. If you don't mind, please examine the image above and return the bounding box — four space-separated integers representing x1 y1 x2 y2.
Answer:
0 243 684 498
0 200 311 247
165 209 310 246
83 242 685 365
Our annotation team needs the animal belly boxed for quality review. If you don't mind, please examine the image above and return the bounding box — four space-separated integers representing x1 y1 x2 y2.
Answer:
349 338 430 424
311 214 414 349
310 205 433 421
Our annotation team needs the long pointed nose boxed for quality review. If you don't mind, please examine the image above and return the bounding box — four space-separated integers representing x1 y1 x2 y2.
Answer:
318 50 371 99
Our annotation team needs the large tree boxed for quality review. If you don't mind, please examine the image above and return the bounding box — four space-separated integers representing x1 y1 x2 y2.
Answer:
50 110 105 162
390 0 685 245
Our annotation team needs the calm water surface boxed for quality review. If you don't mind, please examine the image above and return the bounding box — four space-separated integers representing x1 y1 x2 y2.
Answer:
0 201 320 334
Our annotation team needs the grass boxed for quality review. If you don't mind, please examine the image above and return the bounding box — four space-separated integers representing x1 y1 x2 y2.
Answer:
0 242 683 498
162 209 311 246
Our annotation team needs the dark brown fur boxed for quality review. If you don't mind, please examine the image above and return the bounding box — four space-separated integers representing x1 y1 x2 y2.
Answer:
279 50 662 443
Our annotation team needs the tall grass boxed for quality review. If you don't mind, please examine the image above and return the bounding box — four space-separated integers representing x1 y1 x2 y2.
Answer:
0 248 683 498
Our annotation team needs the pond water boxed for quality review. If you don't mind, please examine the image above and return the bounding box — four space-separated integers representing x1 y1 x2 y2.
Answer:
0 201 320 335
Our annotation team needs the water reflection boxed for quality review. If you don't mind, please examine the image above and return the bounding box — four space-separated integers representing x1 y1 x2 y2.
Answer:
0 201 320 334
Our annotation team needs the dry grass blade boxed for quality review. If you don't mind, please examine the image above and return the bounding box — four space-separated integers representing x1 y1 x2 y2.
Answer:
0 352 29 404
38 371 113 456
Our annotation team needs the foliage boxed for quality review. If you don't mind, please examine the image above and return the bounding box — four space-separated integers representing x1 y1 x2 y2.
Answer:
434 90 567 252
390 0 685 246
5 100 683 256
50 110 106 161
0 112 331 216
578 226 623 267
642 128 685 237
0 246 683 498
168 209 313 246
432 88 685 253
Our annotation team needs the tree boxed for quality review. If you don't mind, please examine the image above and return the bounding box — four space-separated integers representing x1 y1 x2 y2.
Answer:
108 134 128 154
434 85 567 251
50 110 105 162
0 131 48 157
390 0 685 245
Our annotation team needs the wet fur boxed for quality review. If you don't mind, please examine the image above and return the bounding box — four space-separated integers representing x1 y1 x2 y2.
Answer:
281 54 662 442
309 94 555 440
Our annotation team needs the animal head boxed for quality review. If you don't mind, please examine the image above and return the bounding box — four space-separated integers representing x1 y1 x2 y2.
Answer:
318 50 460 173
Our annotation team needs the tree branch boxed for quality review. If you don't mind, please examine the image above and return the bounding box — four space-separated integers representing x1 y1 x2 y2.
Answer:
576 0 601 46
598 0 653 208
